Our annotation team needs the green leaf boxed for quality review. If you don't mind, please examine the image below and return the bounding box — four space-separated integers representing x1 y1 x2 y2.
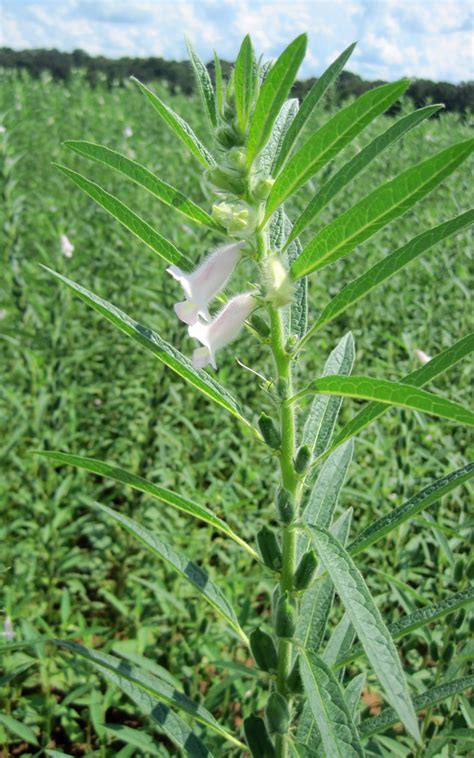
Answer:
132 77 215 167
54 640 243 752
42 268 255 431
0 662 35 687
319 333 474 463
292 375 474 428
213 52 224 117
288 104 442 244
37 450 258 560
53 164 189 269
246 34 307 166
234 35 255 132
344 673 366 719
308 526 420 742
349 463 474 556
323 613 355 668
359 676 474 739
300 650 364 757
303 442 354 533
302 332 355 459
105 723 164 757
302 210 474 342
91 503 248 643
265 79 409 221
291 138 474 278
336 586 474 669
257 99 299 177
0 714 39 746
273 43 356 174
186 38 217 127
63 140 221 231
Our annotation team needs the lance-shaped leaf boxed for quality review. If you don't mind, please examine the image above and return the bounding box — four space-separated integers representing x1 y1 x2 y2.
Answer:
246 33 307 166
234 35 256 132
291 375 474 428
132 77 215 167
0 715 39 747
54 164 189 269
317 333 474 463
336 586 474 669
301 210 474 344
303 443 353 534
54 640 245 751
273 43 356 174
91 503 247 643
308 526 420 742
186 38 217 127
42 268 255 431
300 650 364 757
344 673 366 720
359 676 474 739
348 463 474 556
213 52 224 116
302 332 355 459
288 104 442 244
323 613 355 669
257 99 299 178
36 451 258 559
291 138 474 279
265 79 409 220
63 141 221 232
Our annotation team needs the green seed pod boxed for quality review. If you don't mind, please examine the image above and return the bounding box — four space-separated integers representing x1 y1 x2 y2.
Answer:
454 558 464 584
442 641 455 663
244 714 275 758
294 444 311 474
250 314 270 338
294 549 318 591
276 488 294 524
429 640 439 661
258 413 281 449
257 526 282 571
455 609 466 627
266 692 290 735
275 591 296 638
468 616 474 634
287 657 303 694
466 560 474 580
250 628 278 673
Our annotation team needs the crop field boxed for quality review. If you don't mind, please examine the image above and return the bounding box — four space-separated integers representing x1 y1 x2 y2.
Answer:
1 69 473 756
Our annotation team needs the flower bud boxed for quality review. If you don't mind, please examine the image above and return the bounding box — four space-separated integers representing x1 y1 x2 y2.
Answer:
264 256 294 308
205 165 246 195
250 628 278 673
265 692 290 735
212 200 259 239
287 658 303 694
276 488 294 524
294 549 318 591
215 124 244 148
252 176 275 202
257 526 282 571
226 146 247 171
258 413 281 449
275 591 296 638
244 715 275 758
294 444 311 474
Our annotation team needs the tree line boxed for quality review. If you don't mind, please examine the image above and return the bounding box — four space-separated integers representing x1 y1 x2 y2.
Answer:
1 47 473 115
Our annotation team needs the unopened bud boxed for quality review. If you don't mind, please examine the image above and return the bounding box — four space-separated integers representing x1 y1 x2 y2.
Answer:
205 165 246 195
226 146 247 171
266 692 290 734
264 256 294 308
258 413 281 449
276 488 294 524
252 176 275 202
257 526 282 571
215 125 243 148
294 444 311 474
294 549 318 591
275 591 296 638
250 628 278 673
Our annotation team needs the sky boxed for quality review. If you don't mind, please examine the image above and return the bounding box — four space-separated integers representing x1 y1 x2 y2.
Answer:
2 0 473 83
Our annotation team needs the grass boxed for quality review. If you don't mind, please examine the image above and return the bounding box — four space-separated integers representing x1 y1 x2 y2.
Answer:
1 69 472 756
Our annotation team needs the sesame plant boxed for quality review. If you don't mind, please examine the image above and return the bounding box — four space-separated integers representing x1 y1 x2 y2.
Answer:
34 34 474 756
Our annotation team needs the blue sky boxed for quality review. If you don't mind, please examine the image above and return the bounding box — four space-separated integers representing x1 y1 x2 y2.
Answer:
2 0 473 82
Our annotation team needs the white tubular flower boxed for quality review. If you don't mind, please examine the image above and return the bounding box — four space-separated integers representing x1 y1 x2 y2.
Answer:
189 293 256 370
167 242 243 326
264 255 294 308
415 349 432 365
60 234 74 258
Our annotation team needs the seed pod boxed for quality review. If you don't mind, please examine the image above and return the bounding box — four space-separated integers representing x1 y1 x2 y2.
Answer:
257 526 282 571
442 641 455 663
466 560 474 580
244 714 275 758
258 413 281 449
276 488 294 524
455 609 466 627
250 628 278 673
429 640 439 661
275 591 296 638
287 657 303 694
468 616 474 634
294 549 318 591
266 692 290 735
294 444 311 474
454 558 464 584
250 314 270 338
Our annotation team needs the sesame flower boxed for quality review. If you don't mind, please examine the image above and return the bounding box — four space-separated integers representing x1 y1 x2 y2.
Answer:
188 293 256 369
